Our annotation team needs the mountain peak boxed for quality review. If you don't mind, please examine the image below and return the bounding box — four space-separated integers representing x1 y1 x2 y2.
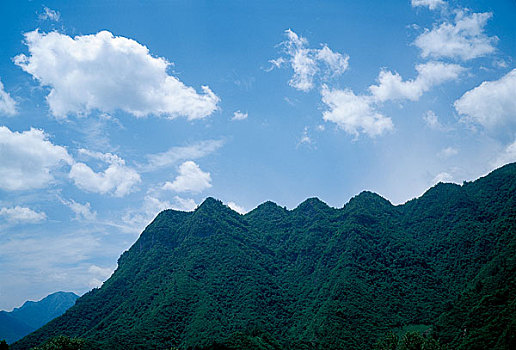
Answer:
1 291 79 343
12 164 516 350
294 197 331 213
196 197 225 211
345 191 393 211
245 200 288 220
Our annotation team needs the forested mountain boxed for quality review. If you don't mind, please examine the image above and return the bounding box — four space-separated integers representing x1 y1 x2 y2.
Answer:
0 292 78 344
12 163 516 350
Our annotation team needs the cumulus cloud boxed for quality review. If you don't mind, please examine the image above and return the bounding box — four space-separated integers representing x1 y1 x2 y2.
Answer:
172 196 197 211
15 30 219 119
414 11 497 61
369 62 464 102
411 0 446 10
0 206 46 224
0 126 72 191
492 139 516 168
232 110 248 121
39 6 60 21
163 161 212 193
433 172 454 184
0 79 17 116
227 201 246 214
270 29 349 92
455 69 516 130
69 150 141 197
144 139 223 171
321 86 393 138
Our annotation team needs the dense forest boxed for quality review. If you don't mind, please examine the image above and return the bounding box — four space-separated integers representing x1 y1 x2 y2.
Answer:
10 163 516 349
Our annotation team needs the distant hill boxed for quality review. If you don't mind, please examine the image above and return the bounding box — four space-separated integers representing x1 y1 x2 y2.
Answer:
13 163 516 350
0 292 78 344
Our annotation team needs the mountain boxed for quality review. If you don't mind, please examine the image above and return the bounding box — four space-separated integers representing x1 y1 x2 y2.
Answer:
13 163 516 350
0 292 79 344
0 313 33 345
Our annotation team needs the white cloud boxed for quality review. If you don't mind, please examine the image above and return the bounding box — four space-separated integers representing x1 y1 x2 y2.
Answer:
414 11 497 61
0 206 46 224
39 6 60 21
0 126 72 191
270 29 349 92
423 110 446 130
316 45 349 78
433 172 454 184
454 69 516 130
144 139 223 171
227 201 246 214
369 62 464 102
87 265 114 288
321 86 393 138
121 195 172 232
438 146 458 158
172 196 197 211
59 197 97 221
121 195 196 234
232 110 248 121
163 161 212 193
492 139 516 168
69 150 141 197
0 79 17 116
298 126 313 147
281 29 317 91
15 30 219 119
411 0 446 10
0 232 104 309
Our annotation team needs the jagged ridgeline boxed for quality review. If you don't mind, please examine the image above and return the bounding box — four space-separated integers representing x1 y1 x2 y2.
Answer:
13 163 516 350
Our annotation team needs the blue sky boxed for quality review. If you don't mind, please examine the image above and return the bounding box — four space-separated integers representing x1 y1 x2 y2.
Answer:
0 0 515 310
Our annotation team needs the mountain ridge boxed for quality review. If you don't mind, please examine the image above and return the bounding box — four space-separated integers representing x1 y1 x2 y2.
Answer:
0 291 79 344
12 163 516 349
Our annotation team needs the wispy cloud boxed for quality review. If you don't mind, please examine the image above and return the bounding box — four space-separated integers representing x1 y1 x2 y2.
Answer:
39 6 60 21
269 29 349 92
0 79 17 116
232 110 248 121
143 140 223 172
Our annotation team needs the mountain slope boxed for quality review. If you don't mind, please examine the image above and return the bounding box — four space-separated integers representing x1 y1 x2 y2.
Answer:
0 292 78 344
0 312 33 344
13 163 516 349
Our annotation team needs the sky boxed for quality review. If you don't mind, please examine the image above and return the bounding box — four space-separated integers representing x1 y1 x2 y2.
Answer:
0 0 515 310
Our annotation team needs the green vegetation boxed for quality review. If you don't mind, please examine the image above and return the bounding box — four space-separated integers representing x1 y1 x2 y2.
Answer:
30 336 85 350
12 163 516 349
373 331 442 350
